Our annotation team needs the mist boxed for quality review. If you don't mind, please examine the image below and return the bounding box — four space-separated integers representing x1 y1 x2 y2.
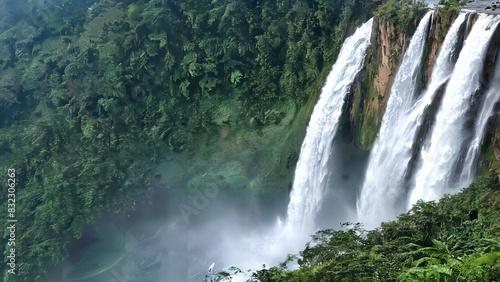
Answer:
41 134 368 282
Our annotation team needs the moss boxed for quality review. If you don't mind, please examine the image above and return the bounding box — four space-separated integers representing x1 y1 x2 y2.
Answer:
438 0 462 26
349 45 383 150
478 129 500 176
437 29 445 44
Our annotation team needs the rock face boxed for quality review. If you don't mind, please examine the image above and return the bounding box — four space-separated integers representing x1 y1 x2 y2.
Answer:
341 8 500 178
340 15 426 149
423 7 461 83
340 8 464 151
370 19 404 108
338 17 407 149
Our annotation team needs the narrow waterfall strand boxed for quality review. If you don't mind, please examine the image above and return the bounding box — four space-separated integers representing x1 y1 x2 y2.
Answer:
460 47 500 182
285 18 374 234
356 11 434 228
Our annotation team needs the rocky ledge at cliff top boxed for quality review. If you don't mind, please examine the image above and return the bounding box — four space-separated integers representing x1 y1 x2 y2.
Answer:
463 0 500 14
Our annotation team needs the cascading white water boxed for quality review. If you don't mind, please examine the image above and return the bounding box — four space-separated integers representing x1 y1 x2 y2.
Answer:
461 49 500 181
285 18 373 234
408 14 500 207
191 20 376 280
356 11 434 228
199 13 498 280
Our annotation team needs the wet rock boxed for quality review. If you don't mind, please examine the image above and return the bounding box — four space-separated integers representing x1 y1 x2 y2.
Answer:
494 145 500 161
248 117 263 128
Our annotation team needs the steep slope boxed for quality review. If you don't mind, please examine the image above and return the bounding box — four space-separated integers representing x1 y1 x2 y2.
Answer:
340 3 460 150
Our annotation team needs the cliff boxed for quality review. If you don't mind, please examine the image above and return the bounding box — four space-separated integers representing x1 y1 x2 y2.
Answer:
341 4 500 182
478 11 500 175
340 6 462 150
341 17 407 149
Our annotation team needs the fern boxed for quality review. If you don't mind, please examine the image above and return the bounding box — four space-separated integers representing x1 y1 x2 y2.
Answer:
473 252 500 266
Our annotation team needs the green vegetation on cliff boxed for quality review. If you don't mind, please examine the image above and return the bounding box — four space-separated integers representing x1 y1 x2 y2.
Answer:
250 174 500 281
374 0 428 34
0 0 377 280
340 0 429 149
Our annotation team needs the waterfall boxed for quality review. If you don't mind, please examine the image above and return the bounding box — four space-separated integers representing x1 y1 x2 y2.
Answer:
356 11 434 228
408 14 500 207
461 49 500 181
285 18 373 234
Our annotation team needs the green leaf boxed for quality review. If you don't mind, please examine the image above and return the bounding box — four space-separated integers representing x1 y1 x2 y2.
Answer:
473 252 500 266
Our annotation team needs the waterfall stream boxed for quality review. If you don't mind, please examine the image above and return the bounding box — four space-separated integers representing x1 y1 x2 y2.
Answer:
461 48 500 181
284 18 374 234
356 11 434 228
409 14 500 207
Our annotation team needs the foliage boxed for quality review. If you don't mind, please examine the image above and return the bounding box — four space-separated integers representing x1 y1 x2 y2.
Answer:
0 0 377 280
374 0 428 35
437 0 462 38
439 0 465 9
251 174 500 281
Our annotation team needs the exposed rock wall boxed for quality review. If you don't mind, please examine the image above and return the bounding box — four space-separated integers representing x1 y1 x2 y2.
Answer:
338 18 406 149
422 8 461 84
340 8 462 150
340 8 500 177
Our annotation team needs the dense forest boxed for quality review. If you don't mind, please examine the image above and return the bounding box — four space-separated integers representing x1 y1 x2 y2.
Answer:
0 0 377 280
1 0 499 281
